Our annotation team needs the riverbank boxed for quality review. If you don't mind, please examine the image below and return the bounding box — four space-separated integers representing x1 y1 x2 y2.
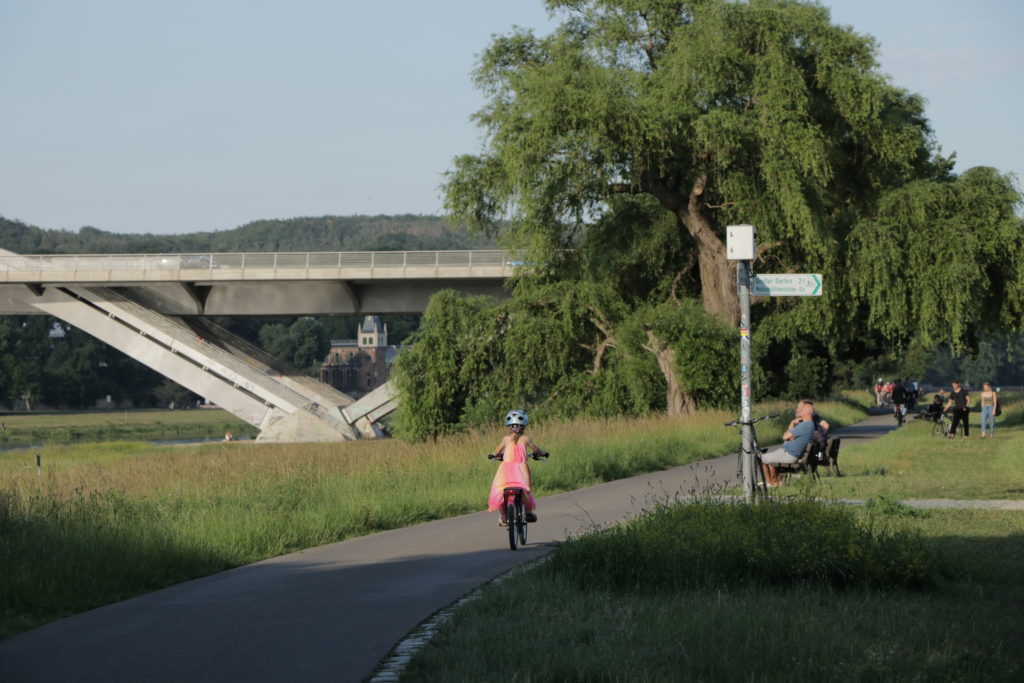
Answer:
0 408 257 448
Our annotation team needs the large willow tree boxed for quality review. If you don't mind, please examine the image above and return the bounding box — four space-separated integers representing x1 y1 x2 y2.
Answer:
395 0 1023 438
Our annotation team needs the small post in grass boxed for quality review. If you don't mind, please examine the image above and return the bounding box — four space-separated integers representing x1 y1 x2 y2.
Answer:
36 453 41 478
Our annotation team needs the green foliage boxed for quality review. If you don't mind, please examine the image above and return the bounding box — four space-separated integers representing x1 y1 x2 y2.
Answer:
863 496 930 519
258 318 330 375
619 300 737 408
391 291 500 441
390 285 740 439
151 379 195 408
436 0 1024 427
848 167 1024 352
545 498 933 591
784 353 831 399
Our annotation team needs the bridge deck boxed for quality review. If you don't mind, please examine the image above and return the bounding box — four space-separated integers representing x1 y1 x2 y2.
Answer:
0 250 518 283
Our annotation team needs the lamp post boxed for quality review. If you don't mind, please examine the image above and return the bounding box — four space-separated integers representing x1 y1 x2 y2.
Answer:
726 225 756 503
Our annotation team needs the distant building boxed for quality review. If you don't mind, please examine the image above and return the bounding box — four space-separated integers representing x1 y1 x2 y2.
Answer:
320 316 398 398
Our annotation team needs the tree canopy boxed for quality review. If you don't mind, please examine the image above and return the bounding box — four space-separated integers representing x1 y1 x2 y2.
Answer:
392 0 1023 438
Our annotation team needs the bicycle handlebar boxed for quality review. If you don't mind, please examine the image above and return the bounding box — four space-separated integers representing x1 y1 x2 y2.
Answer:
487 451 550 461
723 413 780 427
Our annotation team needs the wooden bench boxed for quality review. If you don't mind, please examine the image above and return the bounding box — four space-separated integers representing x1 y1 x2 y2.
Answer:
815 437 842 477
773 441 820 482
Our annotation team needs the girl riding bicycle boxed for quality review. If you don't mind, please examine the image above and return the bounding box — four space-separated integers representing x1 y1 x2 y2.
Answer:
488 410 547 525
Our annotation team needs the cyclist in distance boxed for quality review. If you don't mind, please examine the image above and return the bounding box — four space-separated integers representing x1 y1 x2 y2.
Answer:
487 410 548 525
890 378 908 425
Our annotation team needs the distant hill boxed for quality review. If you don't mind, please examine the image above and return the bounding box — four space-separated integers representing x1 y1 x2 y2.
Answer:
0 214 496 254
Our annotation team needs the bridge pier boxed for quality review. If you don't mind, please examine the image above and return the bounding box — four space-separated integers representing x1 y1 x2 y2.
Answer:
20 283 361 441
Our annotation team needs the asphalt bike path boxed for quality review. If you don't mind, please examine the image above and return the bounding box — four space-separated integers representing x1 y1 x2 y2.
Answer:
1 409 1014 682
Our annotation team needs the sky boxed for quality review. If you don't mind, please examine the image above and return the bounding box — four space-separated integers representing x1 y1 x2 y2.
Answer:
1 0 1021 236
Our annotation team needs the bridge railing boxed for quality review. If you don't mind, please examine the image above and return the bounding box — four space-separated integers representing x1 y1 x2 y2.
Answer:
0 250 521 280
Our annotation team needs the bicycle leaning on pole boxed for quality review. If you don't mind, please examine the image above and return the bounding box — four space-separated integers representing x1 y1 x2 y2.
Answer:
723 413 779 500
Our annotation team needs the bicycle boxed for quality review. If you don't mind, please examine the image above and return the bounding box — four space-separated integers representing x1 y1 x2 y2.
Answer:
723 413 779 500
487 450 548 550
931 411 951 438
893 402 907 428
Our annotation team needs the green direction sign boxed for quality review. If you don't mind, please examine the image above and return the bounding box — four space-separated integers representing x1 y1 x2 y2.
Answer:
752 273 822 296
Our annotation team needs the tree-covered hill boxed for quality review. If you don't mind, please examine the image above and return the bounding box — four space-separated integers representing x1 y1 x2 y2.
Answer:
0 214 495 254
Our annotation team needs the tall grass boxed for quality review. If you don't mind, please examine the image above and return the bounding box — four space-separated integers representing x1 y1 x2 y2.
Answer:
546 498 931 592
403 506 1024 682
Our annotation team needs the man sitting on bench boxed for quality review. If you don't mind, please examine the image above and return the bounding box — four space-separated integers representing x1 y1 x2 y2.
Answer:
761 400 817 487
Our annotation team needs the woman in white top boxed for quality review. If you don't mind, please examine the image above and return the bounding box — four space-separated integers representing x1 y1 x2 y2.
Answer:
979 382 999 438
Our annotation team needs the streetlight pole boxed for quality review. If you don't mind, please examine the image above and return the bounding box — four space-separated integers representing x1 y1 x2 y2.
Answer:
727 225 757 503
737 259 754 502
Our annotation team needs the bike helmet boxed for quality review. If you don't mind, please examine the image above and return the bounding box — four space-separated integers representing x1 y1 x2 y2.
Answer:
504 410 529 427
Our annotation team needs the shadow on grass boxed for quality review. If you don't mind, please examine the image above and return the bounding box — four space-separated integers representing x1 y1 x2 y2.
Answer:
929 532 1024 596
0 496 240 639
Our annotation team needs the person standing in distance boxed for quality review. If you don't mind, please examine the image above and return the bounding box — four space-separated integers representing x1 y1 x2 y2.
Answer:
944 380 971 439
979 382 999 438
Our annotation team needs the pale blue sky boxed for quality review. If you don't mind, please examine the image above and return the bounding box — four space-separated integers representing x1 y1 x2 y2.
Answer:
1 0 1021 235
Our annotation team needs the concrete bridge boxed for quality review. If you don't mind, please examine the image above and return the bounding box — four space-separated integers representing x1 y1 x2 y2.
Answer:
0 249 517 442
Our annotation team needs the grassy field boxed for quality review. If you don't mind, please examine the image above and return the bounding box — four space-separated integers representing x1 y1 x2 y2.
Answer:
3 392 1019 680
399 395 1024 682
0 398 868 637
0 408 258 448
808 405 1024 501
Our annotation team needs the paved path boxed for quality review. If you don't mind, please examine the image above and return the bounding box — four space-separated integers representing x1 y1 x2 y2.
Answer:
0 409 1014 682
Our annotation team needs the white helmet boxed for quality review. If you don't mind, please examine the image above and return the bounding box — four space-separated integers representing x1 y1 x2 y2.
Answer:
504 410 529 427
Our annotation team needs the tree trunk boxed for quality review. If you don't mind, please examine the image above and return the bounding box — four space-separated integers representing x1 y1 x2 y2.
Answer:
645 330 697 416
680 175 740 327
644 171 740 326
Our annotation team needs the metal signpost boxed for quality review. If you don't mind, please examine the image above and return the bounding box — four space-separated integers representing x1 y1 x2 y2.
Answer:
726 225 823 502
726 225 757 502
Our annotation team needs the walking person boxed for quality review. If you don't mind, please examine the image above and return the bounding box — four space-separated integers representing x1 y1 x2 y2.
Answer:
944 380 971 439
979 382 999 438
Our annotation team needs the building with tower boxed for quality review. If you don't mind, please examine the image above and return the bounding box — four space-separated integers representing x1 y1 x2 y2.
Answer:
320 315 397 398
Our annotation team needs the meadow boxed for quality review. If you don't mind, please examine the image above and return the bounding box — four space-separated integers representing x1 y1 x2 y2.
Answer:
0 408 257 448
0 397 869 637
401 396 1024 682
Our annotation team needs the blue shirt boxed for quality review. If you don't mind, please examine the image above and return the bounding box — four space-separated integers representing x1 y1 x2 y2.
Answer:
782 420 814 457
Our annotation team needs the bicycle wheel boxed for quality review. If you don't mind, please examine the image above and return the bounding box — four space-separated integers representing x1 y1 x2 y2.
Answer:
507 499 518 550
750 444 768 502
517 502 528 546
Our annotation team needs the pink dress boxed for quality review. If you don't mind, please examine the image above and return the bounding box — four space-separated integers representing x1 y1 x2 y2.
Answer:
487 443 536 511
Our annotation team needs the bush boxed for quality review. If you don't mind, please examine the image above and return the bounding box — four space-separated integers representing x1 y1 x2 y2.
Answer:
544 498 933 591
